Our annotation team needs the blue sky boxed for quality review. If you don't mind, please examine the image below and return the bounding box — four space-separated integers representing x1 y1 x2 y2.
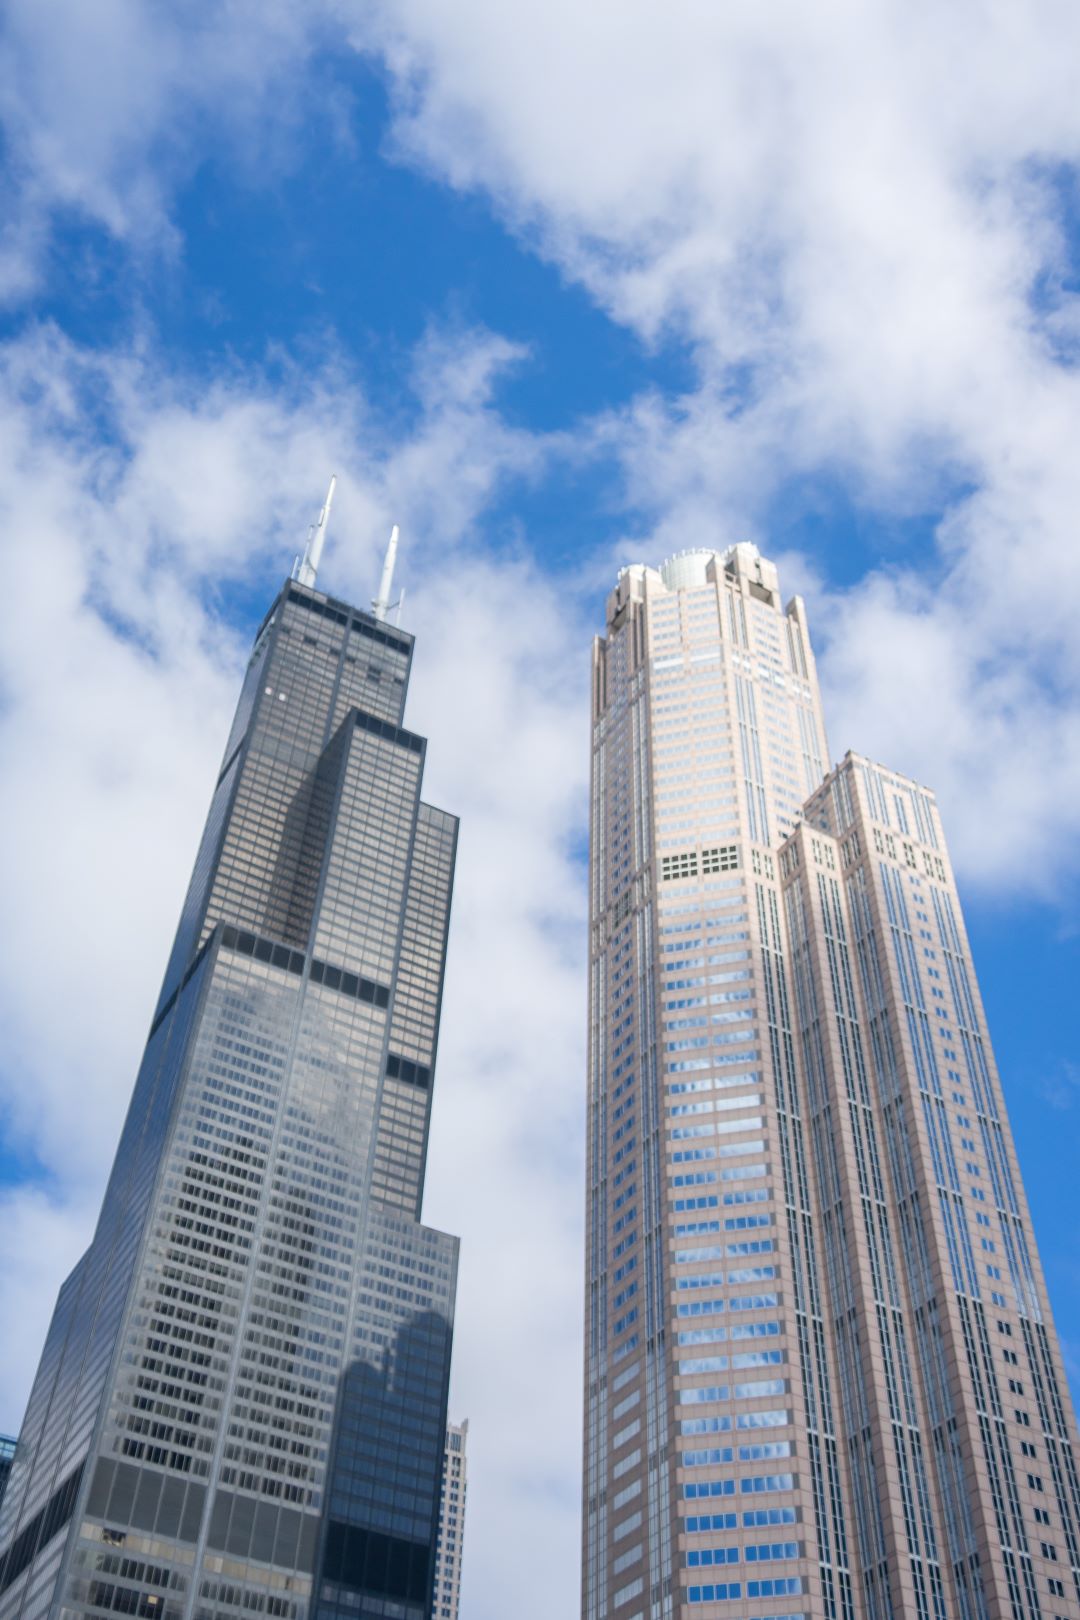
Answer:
1 6 1080 1617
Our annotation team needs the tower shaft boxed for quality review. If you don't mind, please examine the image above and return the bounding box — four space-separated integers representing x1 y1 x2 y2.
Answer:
0 578 460 1620
584 546 1080 1620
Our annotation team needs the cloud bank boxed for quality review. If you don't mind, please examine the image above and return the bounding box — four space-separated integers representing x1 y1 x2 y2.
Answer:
358 0 1080 890
5 1 1080 892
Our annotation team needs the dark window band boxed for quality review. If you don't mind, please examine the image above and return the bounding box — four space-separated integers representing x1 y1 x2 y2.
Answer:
386 1053 431 1090
174 929 388 1011
0 1462 84 1596
310 958 390 1008
220 926 305 976
353 710 424 755
286 585 412 653
320 1520 430 1606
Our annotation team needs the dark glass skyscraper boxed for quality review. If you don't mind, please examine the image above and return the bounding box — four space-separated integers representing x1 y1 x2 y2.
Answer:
0 551 460 1620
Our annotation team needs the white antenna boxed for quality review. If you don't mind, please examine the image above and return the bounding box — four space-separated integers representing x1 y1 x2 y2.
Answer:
294 475 337 589
372 524 400 621
395 586 406 628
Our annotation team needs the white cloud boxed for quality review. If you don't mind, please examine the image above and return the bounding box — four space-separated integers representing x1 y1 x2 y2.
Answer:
7 0 1080 887
360 0 1080 358
813 566 1080 890
401 555 591 1620
0 0 331 298
344 0 1080 890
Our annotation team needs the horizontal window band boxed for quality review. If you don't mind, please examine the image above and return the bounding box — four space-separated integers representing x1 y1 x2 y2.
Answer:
221 925 305 976
386 1052 432 1090
216 929 390 1009
320 1518 430 1605
286 583 412 654
0 1461 84 1596
353 708 424 754
310 957 390 1008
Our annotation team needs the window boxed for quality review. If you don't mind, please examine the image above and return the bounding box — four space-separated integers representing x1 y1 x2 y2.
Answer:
702 844 740 874
742 1508 797 1527
662 852 699 882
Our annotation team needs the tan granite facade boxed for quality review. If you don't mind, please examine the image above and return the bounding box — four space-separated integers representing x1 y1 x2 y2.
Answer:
584 547 1080 1620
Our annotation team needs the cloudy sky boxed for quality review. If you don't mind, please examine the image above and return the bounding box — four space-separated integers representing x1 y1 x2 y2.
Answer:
2 3 1080 1615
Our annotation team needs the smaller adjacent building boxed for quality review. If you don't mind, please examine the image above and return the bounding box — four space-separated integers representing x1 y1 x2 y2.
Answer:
0 1442 14 1512
433 1421 468 1620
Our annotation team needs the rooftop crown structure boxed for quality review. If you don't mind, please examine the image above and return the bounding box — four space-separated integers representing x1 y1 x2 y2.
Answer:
584 543 1080 1620
0 507 460 1620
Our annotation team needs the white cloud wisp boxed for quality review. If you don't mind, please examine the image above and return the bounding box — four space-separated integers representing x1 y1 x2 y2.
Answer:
356 0 1080 893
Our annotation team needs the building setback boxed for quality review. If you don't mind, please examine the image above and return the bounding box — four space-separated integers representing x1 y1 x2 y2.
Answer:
0 1445 15 1516
584 544 1080 1620
0 532 460 1620
433 1421 468 1620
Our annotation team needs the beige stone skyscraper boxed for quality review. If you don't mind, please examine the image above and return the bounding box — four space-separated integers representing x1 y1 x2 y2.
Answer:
584 545 1080 1620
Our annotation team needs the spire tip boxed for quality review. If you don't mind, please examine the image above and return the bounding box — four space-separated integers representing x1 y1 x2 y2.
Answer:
295 476 337 590
372 524 401 622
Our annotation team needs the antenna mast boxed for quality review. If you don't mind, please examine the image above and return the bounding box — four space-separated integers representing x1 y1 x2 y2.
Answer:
294 475 337 589
372 525 400 622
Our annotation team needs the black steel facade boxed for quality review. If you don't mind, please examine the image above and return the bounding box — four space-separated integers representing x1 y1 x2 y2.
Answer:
0 579 460 1620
